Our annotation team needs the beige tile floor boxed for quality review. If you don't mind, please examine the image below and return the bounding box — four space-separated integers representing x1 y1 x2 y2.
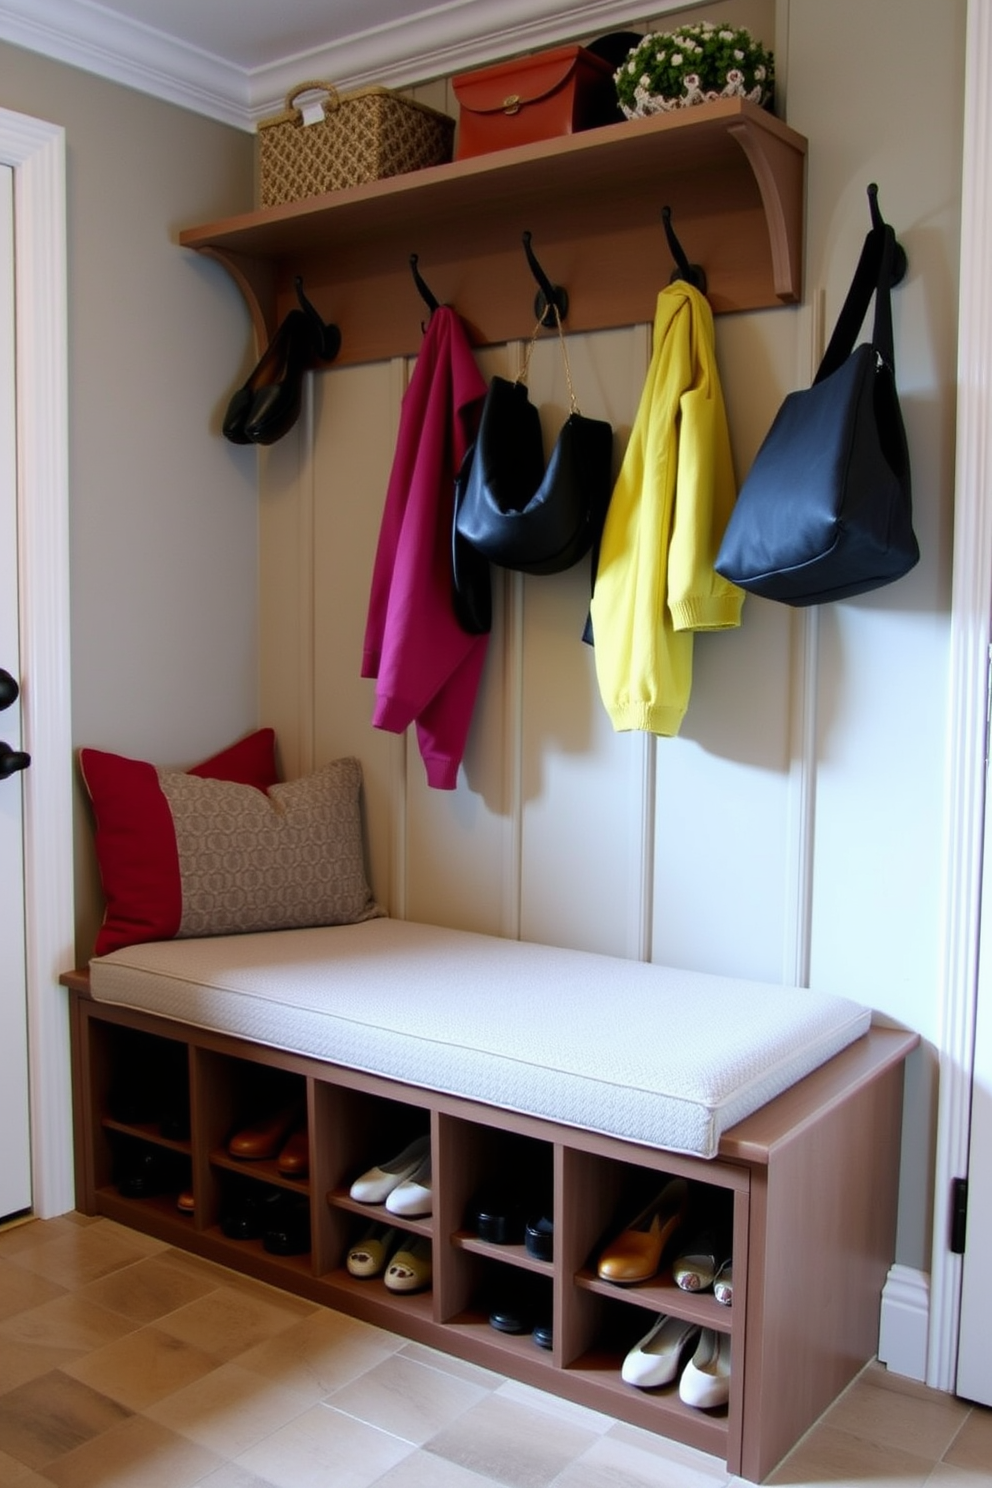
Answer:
0 1213 989 1488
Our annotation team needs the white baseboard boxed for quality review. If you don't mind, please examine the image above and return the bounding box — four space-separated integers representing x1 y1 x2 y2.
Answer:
878 1264 930 1382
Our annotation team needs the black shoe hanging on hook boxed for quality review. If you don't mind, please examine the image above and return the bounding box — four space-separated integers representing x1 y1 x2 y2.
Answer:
223 277 341 447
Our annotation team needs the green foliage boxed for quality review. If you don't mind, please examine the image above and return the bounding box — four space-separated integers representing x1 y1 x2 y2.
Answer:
614 22 774 118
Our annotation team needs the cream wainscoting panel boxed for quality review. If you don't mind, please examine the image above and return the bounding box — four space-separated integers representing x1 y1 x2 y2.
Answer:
518 326 655 959
402 342 519 937
258 411 313 784
650 305 805 983
310 358 406 911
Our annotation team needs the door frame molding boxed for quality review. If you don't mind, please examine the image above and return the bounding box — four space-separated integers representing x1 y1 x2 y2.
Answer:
0 107 75 1218
928 0 992 1391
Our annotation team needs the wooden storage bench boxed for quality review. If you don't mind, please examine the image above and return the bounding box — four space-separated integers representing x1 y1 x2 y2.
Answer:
62 924 916 1483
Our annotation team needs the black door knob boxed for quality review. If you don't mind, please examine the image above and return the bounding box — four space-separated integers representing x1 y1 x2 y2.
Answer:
0 669 18 712
0 742 30 778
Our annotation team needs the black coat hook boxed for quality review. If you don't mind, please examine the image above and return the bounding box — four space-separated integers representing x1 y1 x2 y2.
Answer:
661 206 707 294
522 231 568 327
293 276 341 361
866 184 908 286
409 253 440 314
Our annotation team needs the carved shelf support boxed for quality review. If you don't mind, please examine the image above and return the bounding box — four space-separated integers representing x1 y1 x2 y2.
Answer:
728 117 805 302
197 246 278 350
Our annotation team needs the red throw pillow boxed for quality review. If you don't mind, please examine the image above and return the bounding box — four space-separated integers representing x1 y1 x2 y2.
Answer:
80 729 279 955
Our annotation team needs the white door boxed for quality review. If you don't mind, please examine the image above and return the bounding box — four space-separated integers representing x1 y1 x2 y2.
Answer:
956 725 992 1404
0 161 32 1220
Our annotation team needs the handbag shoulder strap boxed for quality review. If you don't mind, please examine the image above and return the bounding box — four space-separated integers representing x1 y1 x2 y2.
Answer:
814 223 897 384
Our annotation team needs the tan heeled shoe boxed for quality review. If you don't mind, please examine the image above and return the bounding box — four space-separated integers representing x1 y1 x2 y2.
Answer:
596 1178 688 1284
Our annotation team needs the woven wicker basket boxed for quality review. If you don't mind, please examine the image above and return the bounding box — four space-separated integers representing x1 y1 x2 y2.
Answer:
257 81 455 207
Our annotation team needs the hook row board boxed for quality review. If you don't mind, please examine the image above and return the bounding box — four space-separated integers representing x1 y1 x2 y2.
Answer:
179 100 807 367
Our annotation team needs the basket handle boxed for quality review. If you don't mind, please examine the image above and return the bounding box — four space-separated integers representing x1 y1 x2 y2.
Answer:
287 82 340 126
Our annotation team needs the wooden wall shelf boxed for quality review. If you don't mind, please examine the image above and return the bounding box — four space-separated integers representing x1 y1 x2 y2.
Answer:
178 99 806 367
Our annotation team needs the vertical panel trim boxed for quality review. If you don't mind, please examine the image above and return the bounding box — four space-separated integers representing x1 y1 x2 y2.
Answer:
782 291 824 988
499 335 528 941
630 320 656 966
297 379 316 774
632 734 655 962
929 0 992 1394
784 607 818 987
502 571 524 940
390 356 411 919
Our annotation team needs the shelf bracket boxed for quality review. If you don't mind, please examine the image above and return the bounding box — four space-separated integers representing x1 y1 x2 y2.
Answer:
197 246 278 351
727 118 805 303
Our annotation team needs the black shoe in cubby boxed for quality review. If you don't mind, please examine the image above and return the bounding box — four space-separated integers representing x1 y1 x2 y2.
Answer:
114 1137 188 1199
220 1182 286 1241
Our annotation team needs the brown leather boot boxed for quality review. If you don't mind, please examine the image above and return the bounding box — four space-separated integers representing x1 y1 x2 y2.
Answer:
277 1125 309 1177
228 1102 304 1160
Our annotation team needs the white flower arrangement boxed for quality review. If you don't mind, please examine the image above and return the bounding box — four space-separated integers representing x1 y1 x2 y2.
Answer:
614 22 774 118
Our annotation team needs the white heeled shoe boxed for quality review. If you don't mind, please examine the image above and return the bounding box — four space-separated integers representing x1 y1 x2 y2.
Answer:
678 1328 732 1409
621 1314 701 1389
349 1135 430 1204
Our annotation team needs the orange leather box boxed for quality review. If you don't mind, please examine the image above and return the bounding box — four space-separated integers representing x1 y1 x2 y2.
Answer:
453 46 618 160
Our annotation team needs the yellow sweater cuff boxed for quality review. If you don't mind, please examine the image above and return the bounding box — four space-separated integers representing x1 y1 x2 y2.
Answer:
670 590 745 633
607 700 686 737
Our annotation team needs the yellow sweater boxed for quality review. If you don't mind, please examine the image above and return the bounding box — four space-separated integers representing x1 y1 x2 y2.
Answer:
589 283 744 736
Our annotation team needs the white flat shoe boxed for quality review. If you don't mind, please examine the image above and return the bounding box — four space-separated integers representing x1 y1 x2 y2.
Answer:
678 1328 732 1409
621 1314 701 1389
349 1135 430 1204
385 1154 432 1216
346 1223 399 1278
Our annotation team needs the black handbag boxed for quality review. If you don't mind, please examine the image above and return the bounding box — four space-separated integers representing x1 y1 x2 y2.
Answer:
451 441 493 634
714 217 918 606
453 315 613 601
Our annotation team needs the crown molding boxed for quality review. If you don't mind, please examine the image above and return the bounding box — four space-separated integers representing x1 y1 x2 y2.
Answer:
0 0 249 126
0 0 700 131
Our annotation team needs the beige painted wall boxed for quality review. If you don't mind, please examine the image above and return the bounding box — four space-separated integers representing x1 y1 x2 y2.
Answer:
257 0 965 1276
0 42 258 955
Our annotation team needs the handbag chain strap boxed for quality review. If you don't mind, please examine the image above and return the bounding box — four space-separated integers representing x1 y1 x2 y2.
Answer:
815 223 897 384
516 304 580 415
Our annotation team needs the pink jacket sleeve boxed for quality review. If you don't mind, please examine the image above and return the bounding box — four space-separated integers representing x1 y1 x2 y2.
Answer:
362 307 489 789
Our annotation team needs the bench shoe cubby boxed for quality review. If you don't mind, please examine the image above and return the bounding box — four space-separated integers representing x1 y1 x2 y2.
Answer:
65 975 915 1482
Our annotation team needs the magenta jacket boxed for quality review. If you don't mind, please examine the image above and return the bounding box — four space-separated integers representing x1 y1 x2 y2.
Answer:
362 307 489 790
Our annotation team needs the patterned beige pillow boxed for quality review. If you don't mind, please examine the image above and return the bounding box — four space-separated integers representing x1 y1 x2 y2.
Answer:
157 758 383 939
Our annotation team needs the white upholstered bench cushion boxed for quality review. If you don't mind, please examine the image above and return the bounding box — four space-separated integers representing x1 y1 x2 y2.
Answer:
89 918 872 1158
